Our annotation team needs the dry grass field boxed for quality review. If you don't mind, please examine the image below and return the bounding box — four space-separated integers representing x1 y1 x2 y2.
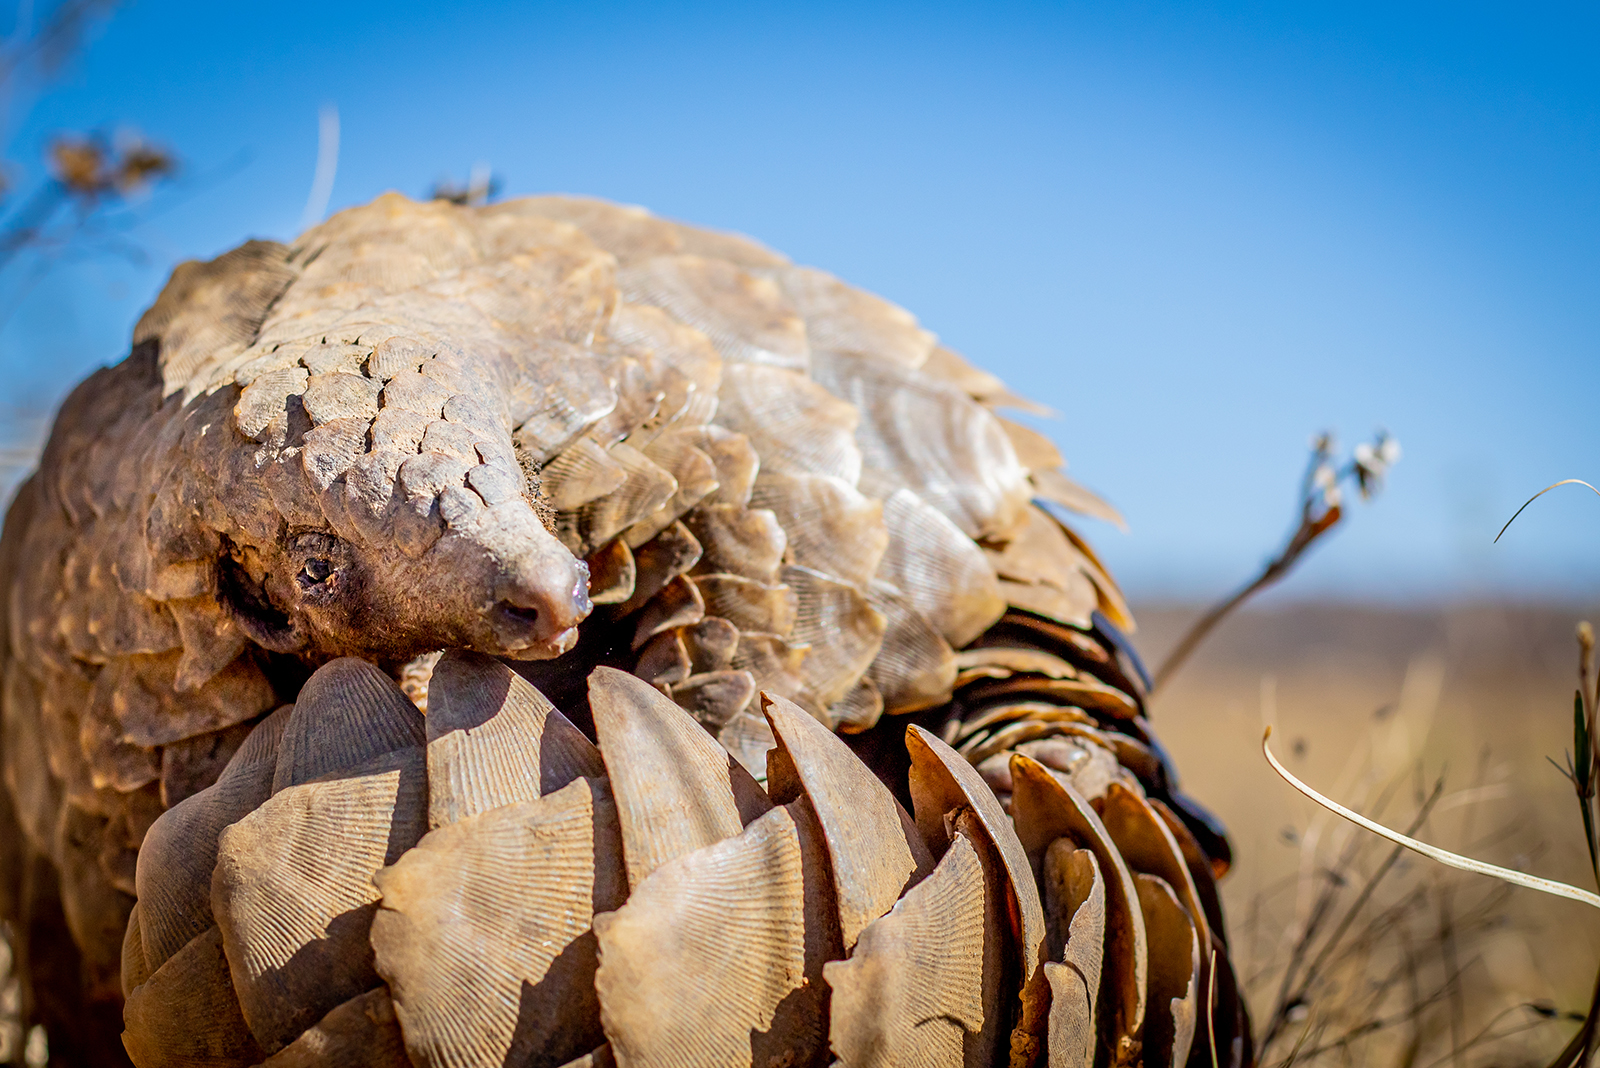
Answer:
1138 600 1600 1066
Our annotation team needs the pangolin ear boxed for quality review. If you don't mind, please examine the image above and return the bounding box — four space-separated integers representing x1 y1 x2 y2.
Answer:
143 483 223 602
214 546 305 654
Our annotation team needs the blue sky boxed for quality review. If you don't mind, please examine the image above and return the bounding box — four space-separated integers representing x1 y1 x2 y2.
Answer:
2 1 1597 602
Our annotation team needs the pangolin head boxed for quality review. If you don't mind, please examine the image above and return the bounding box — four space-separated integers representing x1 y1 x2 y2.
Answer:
196 330 595 667
212 477 592 667
136 195 633 672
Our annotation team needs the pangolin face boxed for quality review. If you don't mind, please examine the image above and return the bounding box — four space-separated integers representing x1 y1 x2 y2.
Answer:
217 481 592 666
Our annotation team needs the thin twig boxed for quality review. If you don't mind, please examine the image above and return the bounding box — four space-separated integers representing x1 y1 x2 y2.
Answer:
1153 432 1398 691
1266 781 1447 1049
1207 947 1220 1068
1260 777 1434 1050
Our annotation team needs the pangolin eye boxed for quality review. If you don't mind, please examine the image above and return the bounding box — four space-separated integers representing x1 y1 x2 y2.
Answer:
297 558 335 587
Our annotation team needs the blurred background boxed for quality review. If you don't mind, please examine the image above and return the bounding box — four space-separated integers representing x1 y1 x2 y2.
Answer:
0 2 1597 1063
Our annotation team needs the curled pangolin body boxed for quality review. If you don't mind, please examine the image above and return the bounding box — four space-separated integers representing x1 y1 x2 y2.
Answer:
0 193 1246 1067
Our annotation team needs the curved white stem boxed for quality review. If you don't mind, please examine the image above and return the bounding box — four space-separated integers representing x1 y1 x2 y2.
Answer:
1263 727 1600 911
1494 478 1600 543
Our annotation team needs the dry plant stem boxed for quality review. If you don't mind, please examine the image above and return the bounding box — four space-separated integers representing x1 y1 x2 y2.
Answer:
1290 941 1459 1064
1546 620 1600 1068
1421 1003 1581 1068
1545 969 1600 1068
1258 776 1446 1051
1153 433 1396 693
1401 936 1425 1068
1207 948 1220 1068
1153 499 1342 693
1260 774 1409 1014
1266 722 1600 1067
1278 1013 1318 1068
1493 479 1600 545
1263 729 1600 911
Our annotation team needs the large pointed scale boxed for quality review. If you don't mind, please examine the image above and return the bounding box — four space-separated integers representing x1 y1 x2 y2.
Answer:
824 832 992 1068
592 795 840 1068
135 705 289 974
1093 783 1212 1060
1041 842 1105 1068
270 658 424 793
762 693 933 949
213 748 427 1054
1092 783 1210 954
906 726 1048 1068
1008 755 1147 1068
587 666 769 890
372 777 626 1068
1133 875 1199 1068
121 926 263 1068
212 661 427 1053
423 650 602 828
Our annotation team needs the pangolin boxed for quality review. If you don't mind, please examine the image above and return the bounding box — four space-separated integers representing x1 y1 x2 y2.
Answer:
0 193 1245 1068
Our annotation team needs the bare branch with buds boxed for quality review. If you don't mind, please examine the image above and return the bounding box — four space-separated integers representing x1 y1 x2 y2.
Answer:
1152 429 1400 692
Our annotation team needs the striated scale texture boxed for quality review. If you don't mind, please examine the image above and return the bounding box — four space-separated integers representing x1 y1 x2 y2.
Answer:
372 777 624 1068
0 192 1246 1068
110 652 1243 1068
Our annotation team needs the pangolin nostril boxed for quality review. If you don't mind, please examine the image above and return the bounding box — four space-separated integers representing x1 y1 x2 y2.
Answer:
496 601 541 627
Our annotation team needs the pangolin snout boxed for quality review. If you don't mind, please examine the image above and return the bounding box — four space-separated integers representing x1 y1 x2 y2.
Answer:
488 556 592 658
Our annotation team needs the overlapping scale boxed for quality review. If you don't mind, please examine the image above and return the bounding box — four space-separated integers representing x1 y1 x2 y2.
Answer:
111 646 1239 1068
121 926 263 1068
211 662 427 1054
134 705 289 973
1135 875 1201 1068
762 693 932 948
825 833 994 1067
587 666 768 886
617 255 808 371
809 349 1031 542
1042 842 1105 1068
422 651 602 827
1009 755 1148 1067
214 746 427 1053
715 363 862 484
593 796 837 1068
907 726 1049 1067
372 778 623 1068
